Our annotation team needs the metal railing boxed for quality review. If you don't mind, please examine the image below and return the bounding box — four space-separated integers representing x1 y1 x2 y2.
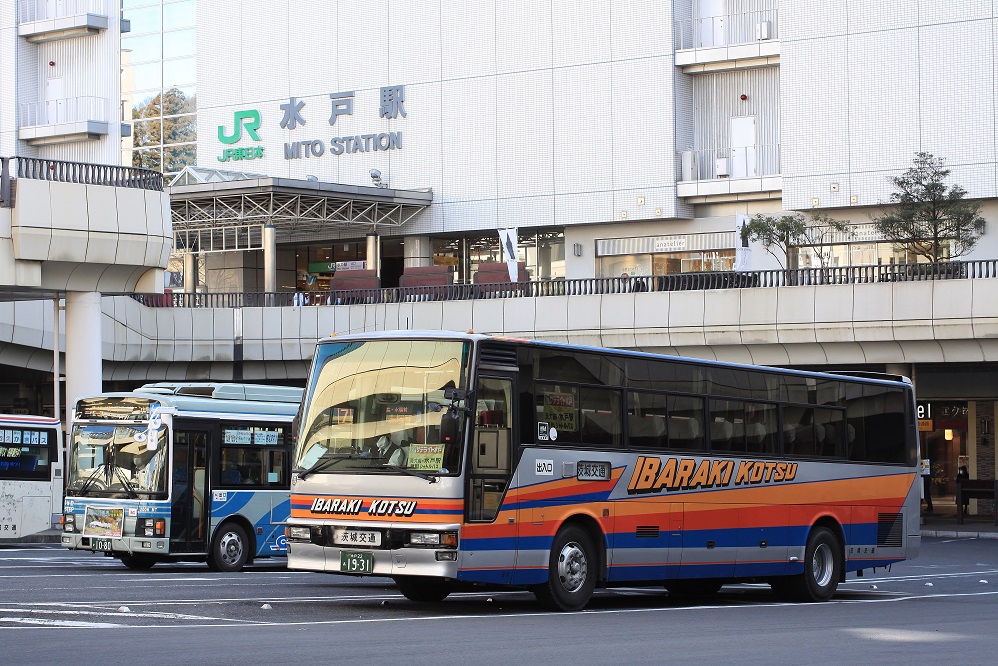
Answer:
120 259 997 309
1 156 164 203
18 96 108 128
678 145 781 181
18 0 108 23
674 8 779 51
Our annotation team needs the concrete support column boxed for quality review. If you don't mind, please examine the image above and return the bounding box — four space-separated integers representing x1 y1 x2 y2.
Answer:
367 232 380 277
64 292 102 425
886 364 913 382
263 224 277 293
537 241 552 280
184 252 198 293
403 235 433 268
52 296 61 423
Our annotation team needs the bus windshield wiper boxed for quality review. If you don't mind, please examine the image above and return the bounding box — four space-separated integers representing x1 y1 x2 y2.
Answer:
382 463 438 484
296 453 366 479
73 462 111 496
112 465 140 499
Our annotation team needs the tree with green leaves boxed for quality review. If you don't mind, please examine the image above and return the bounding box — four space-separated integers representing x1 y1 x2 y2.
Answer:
872 152 985 263
130 87 197 172
739 210 851 269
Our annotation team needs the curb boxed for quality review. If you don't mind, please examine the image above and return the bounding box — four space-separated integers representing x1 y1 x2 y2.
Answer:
921 529 998 539
0 529 63 546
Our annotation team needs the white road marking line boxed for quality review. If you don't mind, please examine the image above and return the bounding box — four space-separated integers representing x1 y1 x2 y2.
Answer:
0 618 124 628
7 589 998 631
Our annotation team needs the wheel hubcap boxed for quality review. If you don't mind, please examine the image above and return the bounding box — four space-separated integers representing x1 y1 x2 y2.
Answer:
556 541 588 593
811 542 833 588
219 531 244 566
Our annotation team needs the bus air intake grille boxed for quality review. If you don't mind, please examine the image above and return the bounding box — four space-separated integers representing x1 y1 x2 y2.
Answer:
478 345 518 368
635 526 660 539
877 513 903 548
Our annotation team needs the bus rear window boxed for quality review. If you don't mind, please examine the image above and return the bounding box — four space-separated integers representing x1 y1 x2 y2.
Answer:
0 428 53 480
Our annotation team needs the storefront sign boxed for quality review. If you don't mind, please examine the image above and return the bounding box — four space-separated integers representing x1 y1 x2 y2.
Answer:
308 262 336 274
918 402 968 430
306 261 366 274
654 237 688 253
918 419 934 432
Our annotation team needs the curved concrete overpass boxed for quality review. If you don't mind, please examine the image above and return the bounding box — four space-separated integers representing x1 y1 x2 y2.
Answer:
4 277 997 382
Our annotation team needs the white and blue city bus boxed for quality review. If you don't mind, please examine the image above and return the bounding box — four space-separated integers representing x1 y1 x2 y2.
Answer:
0 414 63 540
62 383 302 571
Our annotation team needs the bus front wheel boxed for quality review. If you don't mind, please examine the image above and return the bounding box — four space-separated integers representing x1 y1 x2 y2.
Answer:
773 526 841 602
394 576 452 603
207 522 250 572
534 525 597 612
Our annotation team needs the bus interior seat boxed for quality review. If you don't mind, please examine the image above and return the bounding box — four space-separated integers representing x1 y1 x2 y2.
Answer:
628 414 667 446
710 418 733 446
669 416 701 448
745 421 767 452
220 466 241 484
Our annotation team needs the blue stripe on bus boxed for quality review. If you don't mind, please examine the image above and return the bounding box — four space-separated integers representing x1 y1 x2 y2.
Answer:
511 491 616 510
212 491 253 515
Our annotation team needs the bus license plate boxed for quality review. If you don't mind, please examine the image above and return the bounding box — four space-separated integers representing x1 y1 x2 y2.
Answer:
340 551 373 574
91 538 113 552
332 528 382 547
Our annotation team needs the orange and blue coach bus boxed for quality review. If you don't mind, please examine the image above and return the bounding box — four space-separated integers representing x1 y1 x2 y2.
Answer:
287 331 919 611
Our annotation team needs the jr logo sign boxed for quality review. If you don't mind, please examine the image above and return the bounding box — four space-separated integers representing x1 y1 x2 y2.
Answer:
218 110 262 144
217 110 265 162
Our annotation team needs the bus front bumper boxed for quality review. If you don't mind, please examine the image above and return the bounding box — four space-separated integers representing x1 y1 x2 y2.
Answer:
286 521 461 579
62 532 169 556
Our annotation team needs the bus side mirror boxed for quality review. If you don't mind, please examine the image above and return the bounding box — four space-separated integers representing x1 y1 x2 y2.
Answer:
440 410 459 445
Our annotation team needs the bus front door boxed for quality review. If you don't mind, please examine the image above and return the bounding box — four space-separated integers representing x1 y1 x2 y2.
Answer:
170 428 209 554
465 375 518 584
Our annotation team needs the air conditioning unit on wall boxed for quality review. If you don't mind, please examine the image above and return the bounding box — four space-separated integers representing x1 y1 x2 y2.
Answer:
757 21 771 40
715 157 730 178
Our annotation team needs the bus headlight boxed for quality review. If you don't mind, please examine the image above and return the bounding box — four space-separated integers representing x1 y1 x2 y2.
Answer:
409 531 458 548
141 518 166 537
63 514 75 532
287 526 312 541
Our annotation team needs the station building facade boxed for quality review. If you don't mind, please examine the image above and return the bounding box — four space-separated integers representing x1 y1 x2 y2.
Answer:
2 1 998 507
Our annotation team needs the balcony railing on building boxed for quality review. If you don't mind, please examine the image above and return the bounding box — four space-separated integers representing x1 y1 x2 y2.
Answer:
17 96 110 145
674 8 779 51
1 155 164 208
678 145 781 182
17 0 109 43
121 260 997 309
18 0 108 23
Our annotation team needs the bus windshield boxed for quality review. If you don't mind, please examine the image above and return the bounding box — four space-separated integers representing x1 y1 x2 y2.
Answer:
295 339 470 476
67 424 169 497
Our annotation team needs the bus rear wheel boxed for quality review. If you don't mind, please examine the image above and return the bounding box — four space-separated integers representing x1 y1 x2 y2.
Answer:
394 576 452 603
207 522 249 572
773 526 841 602
119 554 157 570
534 525 597 612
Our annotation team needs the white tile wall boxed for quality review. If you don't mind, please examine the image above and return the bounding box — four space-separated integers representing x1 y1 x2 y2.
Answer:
496 0 552 74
